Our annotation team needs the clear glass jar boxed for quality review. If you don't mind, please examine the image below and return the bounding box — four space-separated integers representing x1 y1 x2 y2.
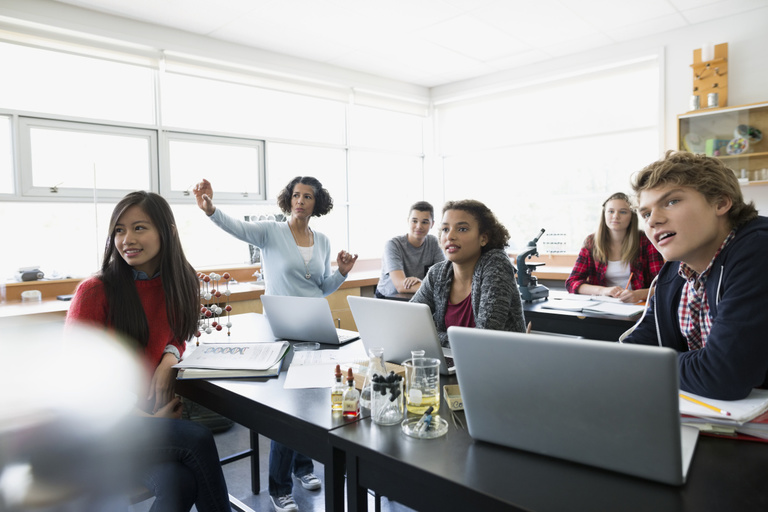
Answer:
360 347 386 410
371 371 404 425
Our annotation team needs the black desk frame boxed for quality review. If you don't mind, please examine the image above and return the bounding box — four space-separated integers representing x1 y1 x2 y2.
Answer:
176 377 348 512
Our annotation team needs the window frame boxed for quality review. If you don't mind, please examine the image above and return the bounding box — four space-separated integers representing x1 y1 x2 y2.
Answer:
17 117 159 200
159 130 266 202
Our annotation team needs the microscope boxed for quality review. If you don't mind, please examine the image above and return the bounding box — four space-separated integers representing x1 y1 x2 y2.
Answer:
516 229 550 302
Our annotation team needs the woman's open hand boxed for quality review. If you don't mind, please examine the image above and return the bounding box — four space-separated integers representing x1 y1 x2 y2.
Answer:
193 179 216 216
336 250 359 276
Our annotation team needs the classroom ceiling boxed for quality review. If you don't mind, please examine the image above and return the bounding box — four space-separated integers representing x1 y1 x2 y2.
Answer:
54 0 763 88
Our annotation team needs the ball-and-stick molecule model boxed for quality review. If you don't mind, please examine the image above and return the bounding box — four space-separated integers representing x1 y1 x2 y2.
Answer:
195 271 233 345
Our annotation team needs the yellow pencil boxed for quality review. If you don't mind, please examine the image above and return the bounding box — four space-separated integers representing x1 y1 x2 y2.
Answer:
679 393 731 416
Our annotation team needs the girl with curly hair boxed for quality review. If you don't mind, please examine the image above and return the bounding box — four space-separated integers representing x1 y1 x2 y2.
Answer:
411 199 526 347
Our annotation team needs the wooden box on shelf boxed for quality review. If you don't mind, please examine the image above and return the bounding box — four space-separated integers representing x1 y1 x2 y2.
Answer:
678 101 768 185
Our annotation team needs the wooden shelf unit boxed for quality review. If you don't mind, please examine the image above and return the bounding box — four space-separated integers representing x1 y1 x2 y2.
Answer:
678 101 768 183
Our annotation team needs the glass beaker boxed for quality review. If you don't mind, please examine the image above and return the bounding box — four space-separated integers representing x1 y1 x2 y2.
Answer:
403 357 441 415
371 372 404 425
360 347 386 410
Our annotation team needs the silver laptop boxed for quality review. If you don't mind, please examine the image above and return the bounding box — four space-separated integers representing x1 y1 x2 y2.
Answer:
447 327 699 485
260 295 359 345
347 296 455 375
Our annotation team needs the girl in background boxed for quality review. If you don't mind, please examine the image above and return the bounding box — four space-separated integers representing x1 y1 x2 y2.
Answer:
375 200 444 297
566 192 663 303
67 191 231 512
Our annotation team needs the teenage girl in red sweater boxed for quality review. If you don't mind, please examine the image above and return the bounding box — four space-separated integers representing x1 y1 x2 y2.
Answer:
67 191 231 511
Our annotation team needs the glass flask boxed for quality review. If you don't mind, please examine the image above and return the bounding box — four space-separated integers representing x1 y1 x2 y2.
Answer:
360 346 386 410
371 371 404 425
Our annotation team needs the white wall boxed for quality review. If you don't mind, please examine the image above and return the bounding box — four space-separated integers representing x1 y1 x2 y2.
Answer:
432 6 768 212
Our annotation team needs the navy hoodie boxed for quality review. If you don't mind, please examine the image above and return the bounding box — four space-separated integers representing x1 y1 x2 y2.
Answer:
624 216 768 400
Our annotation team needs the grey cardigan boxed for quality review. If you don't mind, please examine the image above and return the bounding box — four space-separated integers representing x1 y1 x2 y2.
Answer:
411 248 526 346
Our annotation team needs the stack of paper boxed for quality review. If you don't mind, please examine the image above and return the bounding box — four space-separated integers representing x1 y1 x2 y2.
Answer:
174 341 290 380
680 389 768 440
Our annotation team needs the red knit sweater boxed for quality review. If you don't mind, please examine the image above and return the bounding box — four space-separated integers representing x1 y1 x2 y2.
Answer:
66 276 187 377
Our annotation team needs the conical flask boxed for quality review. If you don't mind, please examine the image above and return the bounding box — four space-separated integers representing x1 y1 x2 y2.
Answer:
360 346 386 409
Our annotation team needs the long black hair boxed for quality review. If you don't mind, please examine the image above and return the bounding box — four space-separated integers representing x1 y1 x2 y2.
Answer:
100 191 198 349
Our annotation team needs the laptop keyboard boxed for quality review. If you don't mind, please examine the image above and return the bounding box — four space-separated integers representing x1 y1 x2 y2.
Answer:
337 331 359 343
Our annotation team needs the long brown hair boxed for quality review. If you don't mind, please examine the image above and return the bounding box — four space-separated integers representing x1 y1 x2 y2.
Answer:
100 191 198 349
593 192 639 265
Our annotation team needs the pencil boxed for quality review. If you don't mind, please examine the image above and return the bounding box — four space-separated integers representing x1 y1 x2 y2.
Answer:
679 393 731 416
526 322 532 334
624 272 634 290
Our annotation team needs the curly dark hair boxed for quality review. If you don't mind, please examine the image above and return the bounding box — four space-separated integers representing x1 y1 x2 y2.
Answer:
442 199 510 252
632 150 757 229
276 176 334 217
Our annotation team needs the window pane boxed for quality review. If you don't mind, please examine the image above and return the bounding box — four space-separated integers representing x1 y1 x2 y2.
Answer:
0 201 115 279
0 42 154 124
443 128 659 254
0 116 12 194
350 105 424 153
438 59 660 254
348 151 424 258
266 143 347 204
168 136 263 198
25 122 152 193
162 73 346 144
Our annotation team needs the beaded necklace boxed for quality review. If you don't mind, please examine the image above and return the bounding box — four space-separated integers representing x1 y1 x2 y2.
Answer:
289 222 314 279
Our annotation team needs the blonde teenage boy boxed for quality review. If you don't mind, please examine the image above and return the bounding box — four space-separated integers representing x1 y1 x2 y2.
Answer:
624 151 768 400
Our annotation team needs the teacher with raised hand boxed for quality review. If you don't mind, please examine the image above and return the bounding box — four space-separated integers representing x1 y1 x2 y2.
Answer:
193 176 357 512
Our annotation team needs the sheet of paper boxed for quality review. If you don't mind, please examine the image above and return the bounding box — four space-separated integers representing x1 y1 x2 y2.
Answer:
541 299 595 311
283 345 367 389
581 302 645 317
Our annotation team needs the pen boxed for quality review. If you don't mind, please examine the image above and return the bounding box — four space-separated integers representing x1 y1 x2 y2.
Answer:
625 272 634 290
679 393 731 416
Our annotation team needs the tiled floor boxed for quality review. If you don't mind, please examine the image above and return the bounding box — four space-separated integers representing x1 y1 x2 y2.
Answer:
130 421 417 512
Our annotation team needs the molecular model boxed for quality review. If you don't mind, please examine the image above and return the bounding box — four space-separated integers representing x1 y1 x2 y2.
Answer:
195 271 233 345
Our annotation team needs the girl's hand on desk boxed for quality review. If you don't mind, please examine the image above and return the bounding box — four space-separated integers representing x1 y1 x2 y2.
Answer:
615 289 637 303
337 250 359 276
149 353 178 413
